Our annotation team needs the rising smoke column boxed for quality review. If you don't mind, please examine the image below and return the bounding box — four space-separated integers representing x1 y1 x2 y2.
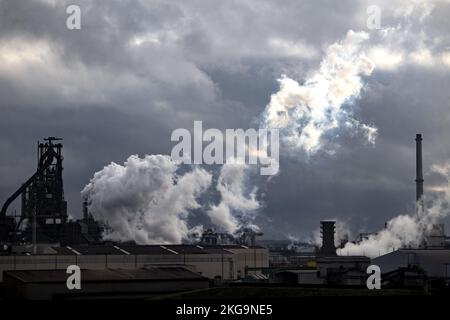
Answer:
261 30 377 155
215 30 379 236
81 155 212 244
207 161 260 234
82 30 380 243
339 162 450 258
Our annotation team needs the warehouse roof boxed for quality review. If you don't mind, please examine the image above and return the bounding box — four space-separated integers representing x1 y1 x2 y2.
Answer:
4 266 206 284
118 245 177 255
49 244 266 256
316 256 370 263
52 245 126 255
163 245 207 254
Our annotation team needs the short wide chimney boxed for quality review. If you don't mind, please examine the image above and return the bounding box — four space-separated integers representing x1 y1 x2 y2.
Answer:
319 221 337 256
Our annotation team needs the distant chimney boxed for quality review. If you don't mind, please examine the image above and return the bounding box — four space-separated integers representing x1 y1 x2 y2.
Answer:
415 134 424 214
82 198 89 220
319 221 337 256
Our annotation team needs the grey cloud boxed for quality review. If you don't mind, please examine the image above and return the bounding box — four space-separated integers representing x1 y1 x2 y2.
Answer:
0 0 450 239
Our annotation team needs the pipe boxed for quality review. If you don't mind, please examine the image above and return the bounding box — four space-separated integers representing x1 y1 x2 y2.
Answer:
0 149 58 217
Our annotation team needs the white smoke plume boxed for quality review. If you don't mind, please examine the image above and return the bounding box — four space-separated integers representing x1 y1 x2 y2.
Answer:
82 30 380 243
81 155 212 244
338 162 450 258
261 30 377 155
205 30 379 235
207 161 260 234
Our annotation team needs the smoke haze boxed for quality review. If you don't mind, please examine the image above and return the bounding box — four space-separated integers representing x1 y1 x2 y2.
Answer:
338 161 450 258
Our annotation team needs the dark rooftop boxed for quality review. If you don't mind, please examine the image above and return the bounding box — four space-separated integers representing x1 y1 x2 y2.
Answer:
119 245 177 255
47 244 266 256
52 245 126 255
316 256 370 262
4 267 206 284
164 245 207 254
51 246 78 255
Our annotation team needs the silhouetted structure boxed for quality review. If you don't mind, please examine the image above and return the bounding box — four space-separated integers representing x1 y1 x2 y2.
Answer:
23 137 67 240
0 137 66 242
0 137 101 246
319 221 336 256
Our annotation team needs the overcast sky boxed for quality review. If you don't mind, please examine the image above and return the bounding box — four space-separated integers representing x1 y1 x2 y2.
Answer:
1 0 450 240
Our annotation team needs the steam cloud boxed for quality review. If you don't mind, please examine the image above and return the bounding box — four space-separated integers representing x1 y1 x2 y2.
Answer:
83 30 381 243
81 155 212 244
338 162 450 258
207 161 260 234
81 155 261 243
261 30 377 155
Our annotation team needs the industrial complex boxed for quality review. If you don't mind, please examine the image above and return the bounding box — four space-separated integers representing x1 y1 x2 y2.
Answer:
0 134 449 299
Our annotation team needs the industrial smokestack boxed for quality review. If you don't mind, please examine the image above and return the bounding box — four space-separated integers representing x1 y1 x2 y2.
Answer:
82 197 89 221
319 221 337 256
415 134 424 214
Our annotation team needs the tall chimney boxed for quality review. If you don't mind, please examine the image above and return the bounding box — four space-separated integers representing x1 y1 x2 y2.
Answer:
415 134 424 214
319 221 337 256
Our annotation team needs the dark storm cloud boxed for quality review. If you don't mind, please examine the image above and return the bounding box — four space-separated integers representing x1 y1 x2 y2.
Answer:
1 0 450 238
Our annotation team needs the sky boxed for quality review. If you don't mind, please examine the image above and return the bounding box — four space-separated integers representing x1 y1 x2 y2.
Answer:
1 0 450 241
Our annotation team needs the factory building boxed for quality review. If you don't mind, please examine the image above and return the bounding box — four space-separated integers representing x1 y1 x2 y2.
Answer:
0 244 268 282
369 134 450 289
372 249 450 278
269 221 370 286
0 136 270 300
1 134 449 296
269 250 315 267
3 266 209 300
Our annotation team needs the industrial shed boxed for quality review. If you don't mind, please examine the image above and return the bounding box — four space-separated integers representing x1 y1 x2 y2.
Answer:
3 266 209 300
0 244 269 282
372 248 450 278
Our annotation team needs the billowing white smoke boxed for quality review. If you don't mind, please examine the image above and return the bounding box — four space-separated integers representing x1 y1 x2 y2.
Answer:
82 30 379 243
261 30 377 155
81 155 212 244
206 31 379 235
339 162 450 258
207 161 260 234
